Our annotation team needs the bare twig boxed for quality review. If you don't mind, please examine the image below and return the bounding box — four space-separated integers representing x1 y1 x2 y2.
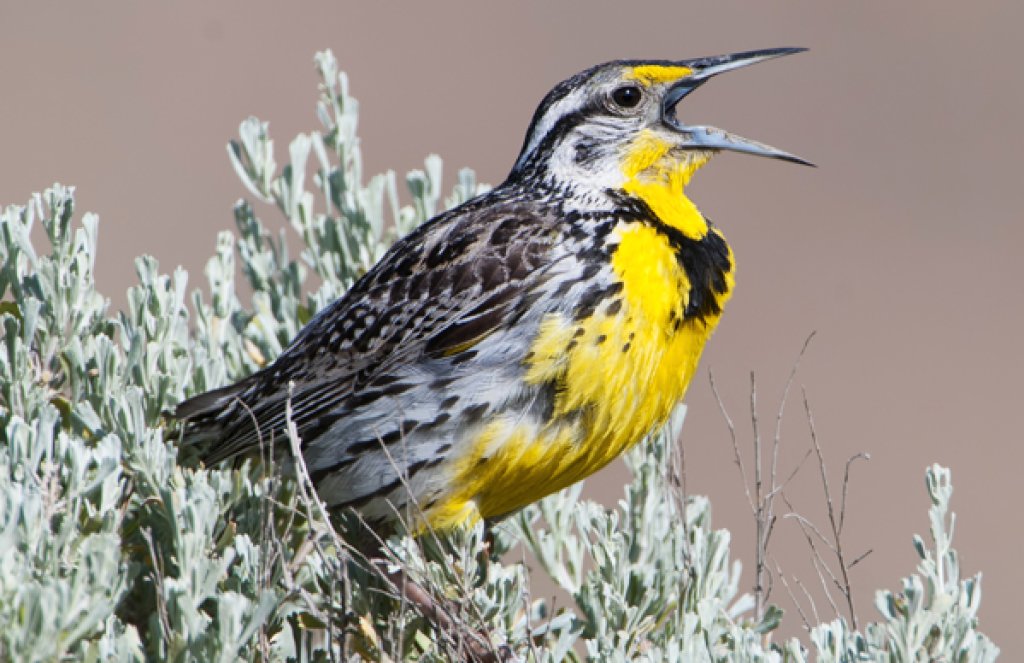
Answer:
776 386 873 632
709 333 817 622
775 562 813 632
517 546 544 662
765 448 813 502
772 333 816 490
811 553 842 618
783 510 839 556
839 452 870 535
667 416 691 563
793 573 822 626
710 370 755 515
849 548 874 569
803 387 861 629
746 371 777 619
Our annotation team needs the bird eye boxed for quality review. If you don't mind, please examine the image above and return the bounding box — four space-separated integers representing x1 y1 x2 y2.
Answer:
611 85 642 109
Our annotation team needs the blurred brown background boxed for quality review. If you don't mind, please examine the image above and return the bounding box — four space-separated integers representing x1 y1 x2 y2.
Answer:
2 1 1020 651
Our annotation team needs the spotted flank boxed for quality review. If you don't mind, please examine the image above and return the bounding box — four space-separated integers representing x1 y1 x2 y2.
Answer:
175 48 808 531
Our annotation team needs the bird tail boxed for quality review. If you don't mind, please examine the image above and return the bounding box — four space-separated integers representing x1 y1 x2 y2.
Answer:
173 378 256 457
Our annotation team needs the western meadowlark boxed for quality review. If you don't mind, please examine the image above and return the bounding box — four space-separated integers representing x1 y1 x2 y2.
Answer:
176 48 809 531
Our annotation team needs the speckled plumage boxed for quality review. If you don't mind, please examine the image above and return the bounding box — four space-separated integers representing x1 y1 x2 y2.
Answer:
176 50 807 529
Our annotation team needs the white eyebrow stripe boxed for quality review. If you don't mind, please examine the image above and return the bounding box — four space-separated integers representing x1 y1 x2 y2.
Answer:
514 87 589 171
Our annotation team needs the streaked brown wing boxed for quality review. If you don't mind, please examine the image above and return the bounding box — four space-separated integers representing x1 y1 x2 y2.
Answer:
178 197 558 463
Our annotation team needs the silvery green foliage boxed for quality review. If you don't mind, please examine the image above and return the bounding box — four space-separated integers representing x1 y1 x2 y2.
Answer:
0 49 998 661
803 465 998 662
225 50 484 323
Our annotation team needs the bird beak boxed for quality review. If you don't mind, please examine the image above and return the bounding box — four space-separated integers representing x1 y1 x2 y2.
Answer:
663 47 814 166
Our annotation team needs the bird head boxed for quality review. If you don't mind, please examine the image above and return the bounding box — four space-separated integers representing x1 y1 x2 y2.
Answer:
510 48 812 198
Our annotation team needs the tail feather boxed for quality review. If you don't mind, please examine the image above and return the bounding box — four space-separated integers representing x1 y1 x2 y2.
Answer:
174 378 255 454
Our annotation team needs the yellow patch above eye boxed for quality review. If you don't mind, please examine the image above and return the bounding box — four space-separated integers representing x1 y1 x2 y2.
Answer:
626 65 693 85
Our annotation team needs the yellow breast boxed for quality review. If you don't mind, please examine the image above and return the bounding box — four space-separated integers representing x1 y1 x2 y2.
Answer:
427 230 730 530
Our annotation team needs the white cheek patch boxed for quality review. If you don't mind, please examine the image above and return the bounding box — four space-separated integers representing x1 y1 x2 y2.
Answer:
547 138 626 194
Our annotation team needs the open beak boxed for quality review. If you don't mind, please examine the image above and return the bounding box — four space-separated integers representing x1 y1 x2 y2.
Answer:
663 47 814 166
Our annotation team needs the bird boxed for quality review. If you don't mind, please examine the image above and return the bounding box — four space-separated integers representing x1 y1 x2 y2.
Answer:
175 48 810 533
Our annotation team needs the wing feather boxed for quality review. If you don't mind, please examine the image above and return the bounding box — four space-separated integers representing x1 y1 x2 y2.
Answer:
177 195 557 463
